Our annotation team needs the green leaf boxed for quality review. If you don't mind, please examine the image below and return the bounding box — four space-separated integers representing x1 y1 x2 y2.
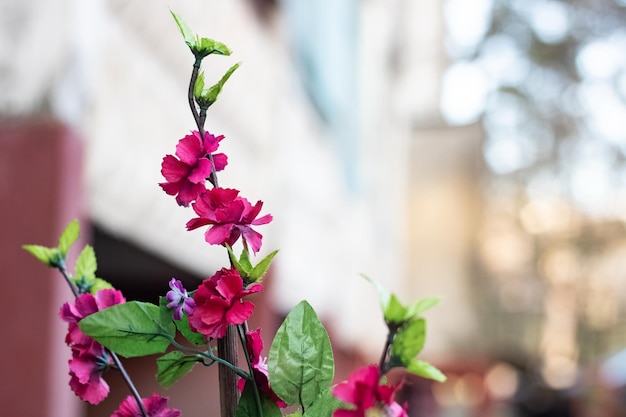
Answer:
170 10 195 48
204 62 240 104
227 245 247 277
249 250 279 282
58 219 80 258
391 318 426 365
88 278 114 294
78 301 176 357
22 244 60 267
235 382 282 417
156 351 201 388
239 246 253 274
195 37 232 57
194 72 205 100
406 359 446 382
384 294 408 325
303 386 345 417
268 301 334 409
158 296 205 346
75 245 97 281
406 297 440 318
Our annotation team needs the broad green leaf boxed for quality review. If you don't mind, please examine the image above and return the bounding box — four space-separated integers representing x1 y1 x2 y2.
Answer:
235 381 282 417
303 386 345 417
23 244 60 267
175 315 206 346
268 301 334 408
406 359 446 382
249 250 279 282
287 411 303 417
391 318 426 365
156 351 201 388
78 301 176 357
204 63 240 104
406 297 440 318
75 245 97 281
170 11 195 48
58 219 80 257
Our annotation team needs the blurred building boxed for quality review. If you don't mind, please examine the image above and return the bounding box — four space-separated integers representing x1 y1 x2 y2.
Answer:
0 0 495 416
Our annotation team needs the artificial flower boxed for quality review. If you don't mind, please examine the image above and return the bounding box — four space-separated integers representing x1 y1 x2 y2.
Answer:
237 328 287 407
68 341 114 405
186 187 272 253
60 288 126 349
111 393 181 417
166 278 196 320
160 130 228 207
188 268 263 339
333 365 407 417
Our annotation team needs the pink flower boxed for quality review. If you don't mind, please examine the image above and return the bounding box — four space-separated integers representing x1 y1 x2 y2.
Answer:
160 130 228 207
59 289 125 404
188 268 263 339
60 288 126 349
186 187 272 253
165 278 195 320
68 342 114 405
333 365 407 417
237 328 287 408
111 393 181 417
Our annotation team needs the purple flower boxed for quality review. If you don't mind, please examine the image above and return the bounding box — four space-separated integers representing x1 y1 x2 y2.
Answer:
166 278 195 320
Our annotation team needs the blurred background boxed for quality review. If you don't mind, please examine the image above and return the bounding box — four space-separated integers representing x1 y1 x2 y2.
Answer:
3 0 626 416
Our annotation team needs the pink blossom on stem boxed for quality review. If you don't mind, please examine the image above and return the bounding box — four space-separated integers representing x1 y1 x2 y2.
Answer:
188 268 263 339
186 187 272 253
68 342 114 405
111 393 181 417
237 328 286 408
60 288 126 349
333 365 407 417
160 130 228 207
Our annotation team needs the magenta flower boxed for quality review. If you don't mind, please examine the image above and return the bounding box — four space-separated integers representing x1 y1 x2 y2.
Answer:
160 130 228 207
60 288 126 349
237 328 286 408
111 393 181 417
186 187 273 253
166 278 196 320
188 268 263 339
68 342 114 405
333 365 407 417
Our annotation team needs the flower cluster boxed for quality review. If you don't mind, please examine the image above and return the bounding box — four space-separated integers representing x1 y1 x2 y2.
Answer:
59 289 126 404
22 14 444 417
333 365 408 417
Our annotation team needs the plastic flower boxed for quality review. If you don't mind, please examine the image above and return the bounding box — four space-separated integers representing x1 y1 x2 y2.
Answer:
112 393 181 417
160 130 228 207
68 341 114 405
238 328 286 407
333 365 407 417
188 268 263 339
60 288 126 349
166 278 196 320
186 187 273 253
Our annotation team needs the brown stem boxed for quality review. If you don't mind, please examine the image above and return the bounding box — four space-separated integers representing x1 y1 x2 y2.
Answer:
218 325 240 417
